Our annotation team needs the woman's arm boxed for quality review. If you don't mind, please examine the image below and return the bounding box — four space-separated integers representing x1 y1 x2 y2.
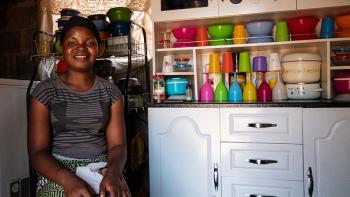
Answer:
27 97 94 196
100 98 129 197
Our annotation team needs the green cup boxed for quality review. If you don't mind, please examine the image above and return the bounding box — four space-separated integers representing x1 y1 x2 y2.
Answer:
239 52 251 73
276 21 289 42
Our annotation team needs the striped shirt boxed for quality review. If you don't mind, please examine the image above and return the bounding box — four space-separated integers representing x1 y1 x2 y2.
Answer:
31 76 122 159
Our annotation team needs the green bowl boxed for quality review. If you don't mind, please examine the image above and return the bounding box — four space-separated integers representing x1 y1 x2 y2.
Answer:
209 39 233 46
107 7 133 22
208 24 234 39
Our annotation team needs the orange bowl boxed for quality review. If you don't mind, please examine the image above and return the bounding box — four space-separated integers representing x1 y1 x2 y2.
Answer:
335 14 350 29
336 28 350 38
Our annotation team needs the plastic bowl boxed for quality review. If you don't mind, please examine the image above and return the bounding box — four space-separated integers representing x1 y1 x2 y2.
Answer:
107 7 133 22
245 20 274 35
336 28 350 38
174 64 192 72
171 27 197 40
106 22 130 37
91 20 110 32
332 48 350 55
334 73 350 94
287 16 319 34
165 78 189 95
335 14 350 29
174 58 190 65
207 24 234 39
331 54 350 66
60 8 80 16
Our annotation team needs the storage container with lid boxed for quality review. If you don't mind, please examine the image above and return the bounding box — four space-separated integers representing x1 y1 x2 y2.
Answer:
281 53 322 83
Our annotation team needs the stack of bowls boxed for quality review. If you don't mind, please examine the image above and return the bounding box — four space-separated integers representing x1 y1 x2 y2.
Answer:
245 20 274 43
56 8 80 30
106 7 133 37
281 53 323 99
171 27 196 48
287 16 319 40
335 14 350 38
331 48 350 66
207 24 234 46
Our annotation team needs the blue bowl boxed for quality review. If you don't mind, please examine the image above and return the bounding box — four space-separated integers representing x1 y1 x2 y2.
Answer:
248 36 274 43
165 78 189 95
92 20 110 32
246 20 274 35
106 22 130 37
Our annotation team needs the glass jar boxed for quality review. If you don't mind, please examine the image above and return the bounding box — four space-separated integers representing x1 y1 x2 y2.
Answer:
152 74 166 103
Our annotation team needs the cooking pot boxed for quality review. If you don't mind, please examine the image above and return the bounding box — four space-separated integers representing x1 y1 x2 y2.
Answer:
282 53 321 83
165 77 189 95
333 73 350 94
117 78 143 94
286 83 323 99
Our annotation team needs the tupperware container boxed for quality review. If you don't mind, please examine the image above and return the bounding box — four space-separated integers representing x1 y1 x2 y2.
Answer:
286 83 323 99
282 53 321 83
165 78 189 95
333 73 350 94
107 7 133 22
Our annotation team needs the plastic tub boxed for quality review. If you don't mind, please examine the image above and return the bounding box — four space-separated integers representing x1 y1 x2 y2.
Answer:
334 73 350 94
165 78 189 95
282 53 321 83
286 83 322 99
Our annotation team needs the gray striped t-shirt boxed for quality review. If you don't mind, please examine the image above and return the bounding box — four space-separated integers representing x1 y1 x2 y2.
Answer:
31 76 122 159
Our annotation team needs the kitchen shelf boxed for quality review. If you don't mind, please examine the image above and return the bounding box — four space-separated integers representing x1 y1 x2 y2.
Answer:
158 72 195 76
330 66 350 70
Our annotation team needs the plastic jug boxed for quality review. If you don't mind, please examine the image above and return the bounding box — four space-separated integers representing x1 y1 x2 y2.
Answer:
215 74 228 102
200 73 214 102
243 72 257 102
228 72 242 102
257 73 272 102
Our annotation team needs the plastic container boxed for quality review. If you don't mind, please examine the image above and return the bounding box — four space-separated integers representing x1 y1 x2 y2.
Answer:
333 73 350 94
152 74 165 94
107 7 133 22
171 27 197 40
165 78 189 95
281 53 321 83
286 83 323 99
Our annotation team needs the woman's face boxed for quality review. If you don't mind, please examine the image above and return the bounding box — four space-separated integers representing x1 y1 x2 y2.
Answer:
62 26 98 72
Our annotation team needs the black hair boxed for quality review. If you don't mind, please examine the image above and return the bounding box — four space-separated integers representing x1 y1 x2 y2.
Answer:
60 16 100 44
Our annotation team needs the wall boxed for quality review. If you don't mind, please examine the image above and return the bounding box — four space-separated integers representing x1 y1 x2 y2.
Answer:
0 0 38 79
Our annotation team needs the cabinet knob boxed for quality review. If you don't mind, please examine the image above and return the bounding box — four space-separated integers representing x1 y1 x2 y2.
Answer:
307 167 314 197
213 163 218 191
247 159 278 165
229 0 243 4
246 123 277 128
246 194 276 197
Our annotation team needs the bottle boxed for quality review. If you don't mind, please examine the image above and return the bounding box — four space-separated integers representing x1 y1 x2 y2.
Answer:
152 74 166 103
272 71 287 101
257 73 272 102
214 73 228 102
200 73 214 102
185 81 193 101
243 72 257 102
228 72 242 102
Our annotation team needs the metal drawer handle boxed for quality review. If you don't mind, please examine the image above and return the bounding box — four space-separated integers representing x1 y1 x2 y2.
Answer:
247 123 277 128
307 167 314 197
246 194 276 197
213 163 218 191
247 159 278 165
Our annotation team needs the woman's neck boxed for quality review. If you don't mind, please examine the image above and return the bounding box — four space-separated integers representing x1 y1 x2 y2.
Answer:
60 71 96 92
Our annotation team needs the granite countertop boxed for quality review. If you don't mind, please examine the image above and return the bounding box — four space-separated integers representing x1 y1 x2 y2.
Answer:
148 99 350 108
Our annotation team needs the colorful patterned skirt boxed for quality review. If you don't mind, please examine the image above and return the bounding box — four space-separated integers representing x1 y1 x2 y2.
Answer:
36 154 107 197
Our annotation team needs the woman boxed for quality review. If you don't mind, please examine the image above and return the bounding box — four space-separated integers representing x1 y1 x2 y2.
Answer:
28 16 130 197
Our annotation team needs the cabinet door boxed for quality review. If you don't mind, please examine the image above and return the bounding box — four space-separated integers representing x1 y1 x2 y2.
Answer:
297 0 350 9
219 0 296 16
148 107 221 197
150 0 219 22
303 108 350 197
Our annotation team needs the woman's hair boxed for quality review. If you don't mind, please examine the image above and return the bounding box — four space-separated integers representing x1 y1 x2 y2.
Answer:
60 16 101 44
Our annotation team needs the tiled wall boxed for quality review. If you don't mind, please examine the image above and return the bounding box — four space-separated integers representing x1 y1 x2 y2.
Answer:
0 0 38 79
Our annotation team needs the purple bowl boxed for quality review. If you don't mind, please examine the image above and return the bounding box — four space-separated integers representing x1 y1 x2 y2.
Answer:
252 56 268 72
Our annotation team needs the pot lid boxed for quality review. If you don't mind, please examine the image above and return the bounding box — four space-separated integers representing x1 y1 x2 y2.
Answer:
282 53 321 62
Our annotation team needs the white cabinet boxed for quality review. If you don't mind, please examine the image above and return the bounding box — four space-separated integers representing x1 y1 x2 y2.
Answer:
219 0 296 17
148 107 221 197
303 108 350 197
150 0 219 22
297 0 350 9
220 107 304 197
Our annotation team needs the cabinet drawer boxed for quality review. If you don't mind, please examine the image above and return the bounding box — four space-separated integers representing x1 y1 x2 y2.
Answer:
221 143 303 181
220 108 302 143
222 177 304 197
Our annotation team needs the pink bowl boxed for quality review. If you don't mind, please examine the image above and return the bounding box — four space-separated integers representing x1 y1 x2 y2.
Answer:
334 73 350 94
171 27 197 40
288 16 319 34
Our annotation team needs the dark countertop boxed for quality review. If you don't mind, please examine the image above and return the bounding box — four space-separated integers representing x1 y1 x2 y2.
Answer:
148 99 350 108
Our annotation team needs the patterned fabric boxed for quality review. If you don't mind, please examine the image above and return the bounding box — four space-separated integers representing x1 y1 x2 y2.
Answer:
37 155 107 197
31 76 121 159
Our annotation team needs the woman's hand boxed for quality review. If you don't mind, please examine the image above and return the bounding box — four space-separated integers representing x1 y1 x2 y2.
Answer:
99 173 131 197
62 173 95 197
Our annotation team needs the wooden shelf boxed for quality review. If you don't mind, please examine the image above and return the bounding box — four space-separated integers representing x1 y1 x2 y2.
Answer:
330 66 350 70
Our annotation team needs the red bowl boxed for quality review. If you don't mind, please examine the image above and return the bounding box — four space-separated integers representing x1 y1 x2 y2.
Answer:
287 16 319 34
171 27 197 40
291 33 318 40
331 54 350 66
334 73 350 94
